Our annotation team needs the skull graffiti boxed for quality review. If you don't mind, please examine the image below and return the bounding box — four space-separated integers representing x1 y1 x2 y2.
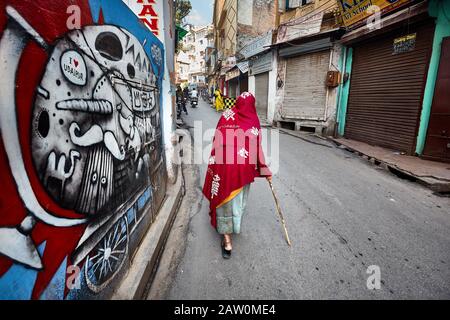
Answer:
31 25 160 216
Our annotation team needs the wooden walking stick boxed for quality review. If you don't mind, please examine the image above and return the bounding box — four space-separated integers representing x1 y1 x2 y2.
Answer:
267 179 292 247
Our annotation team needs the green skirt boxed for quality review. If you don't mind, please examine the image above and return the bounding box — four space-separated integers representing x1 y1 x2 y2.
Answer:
216 184 250 235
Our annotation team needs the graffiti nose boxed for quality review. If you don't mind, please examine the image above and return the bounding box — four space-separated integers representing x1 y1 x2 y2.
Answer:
56 99 113 114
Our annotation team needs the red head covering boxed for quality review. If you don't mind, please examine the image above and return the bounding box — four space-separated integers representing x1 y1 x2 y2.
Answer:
203 92 272 228
234 92 260 131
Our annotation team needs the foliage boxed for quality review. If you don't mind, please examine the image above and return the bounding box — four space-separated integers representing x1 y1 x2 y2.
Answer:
175 0 192 25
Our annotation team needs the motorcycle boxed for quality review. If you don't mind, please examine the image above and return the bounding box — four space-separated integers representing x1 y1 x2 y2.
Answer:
190 96 198 108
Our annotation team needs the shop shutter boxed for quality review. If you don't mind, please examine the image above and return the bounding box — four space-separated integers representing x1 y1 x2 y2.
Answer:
255 72 269 120
345 20 434 155
282 50 330 120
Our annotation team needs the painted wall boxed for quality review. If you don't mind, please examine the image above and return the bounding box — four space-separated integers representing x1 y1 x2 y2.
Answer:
267 50 278 125
237 0 276 52
0 0 170 300
336 47 353 137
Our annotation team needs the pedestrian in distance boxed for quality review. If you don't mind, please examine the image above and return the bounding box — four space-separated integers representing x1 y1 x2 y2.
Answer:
181 86 189 115
203 92 272 259
214 88 225 112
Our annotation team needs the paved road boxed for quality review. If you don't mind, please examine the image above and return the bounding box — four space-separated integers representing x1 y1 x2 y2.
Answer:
159 99 450 299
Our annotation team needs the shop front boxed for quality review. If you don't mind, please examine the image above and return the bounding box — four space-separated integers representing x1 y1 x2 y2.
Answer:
279 38 332 123
225 67 240 98
342 9 435 155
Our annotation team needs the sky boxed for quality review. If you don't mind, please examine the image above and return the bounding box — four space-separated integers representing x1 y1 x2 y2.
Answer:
185 0 214 27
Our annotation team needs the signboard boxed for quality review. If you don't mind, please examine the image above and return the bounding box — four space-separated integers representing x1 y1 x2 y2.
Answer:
337 0 410 27
277 12 323 44
123 0 163 40
249 52 272 76
240 31 273 59
393 33 416 54
225 68 241 81
237 61 249 74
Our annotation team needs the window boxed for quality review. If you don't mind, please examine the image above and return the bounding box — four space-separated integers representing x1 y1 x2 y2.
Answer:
287 0 312 9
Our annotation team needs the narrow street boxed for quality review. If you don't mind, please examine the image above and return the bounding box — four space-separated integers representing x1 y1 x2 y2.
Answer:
151 99 450 300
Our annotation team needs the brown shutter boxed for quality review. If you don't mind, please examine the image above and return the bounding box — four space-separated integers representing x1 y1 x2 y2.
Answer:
345 20 434 155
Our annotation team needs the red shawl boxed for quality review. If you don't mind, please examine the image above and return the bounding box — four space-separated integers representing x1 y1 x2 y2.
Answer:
202 92 272 228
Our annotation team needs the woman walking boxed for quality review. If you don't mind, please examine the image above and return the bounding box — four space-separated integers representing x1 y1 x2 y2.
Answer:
203 92 272 259
214 88 225 112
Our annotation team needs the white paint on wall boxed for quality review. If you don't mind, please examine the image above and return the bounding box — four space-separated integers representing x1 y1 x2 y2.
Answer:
161 0 177 183
323 43 343 134
267 50 277 124
238 0 253 25
248 74 256 96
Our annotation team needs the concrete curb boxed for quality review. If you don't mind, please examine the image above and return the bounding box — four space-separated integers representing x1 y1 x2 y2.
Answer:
328 137 450 193
111 165 185 300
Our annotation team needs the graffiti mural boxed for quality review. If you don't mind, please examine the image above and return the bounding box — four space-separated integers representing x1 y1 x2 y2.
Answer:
0 0 167 299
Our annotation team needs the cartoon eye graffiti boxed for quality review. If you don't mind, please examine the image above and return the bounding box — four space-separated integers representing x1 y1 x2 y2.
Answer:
127 63 135 79
100 176 107 186
91 172 98 184
94 32 123 61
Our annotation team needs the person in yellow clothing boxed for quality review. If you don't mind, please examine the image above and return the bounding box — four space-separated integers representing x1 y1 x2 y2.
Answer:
214 88 224 112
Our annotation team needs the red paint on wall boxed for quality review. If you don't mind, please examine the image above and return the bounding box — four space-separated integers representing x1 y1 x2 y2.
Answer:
0 0 94 299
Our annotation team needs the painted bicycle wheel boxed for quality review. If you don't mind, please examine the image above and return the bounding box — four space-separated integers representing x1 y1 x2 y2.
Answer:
85 216 129 293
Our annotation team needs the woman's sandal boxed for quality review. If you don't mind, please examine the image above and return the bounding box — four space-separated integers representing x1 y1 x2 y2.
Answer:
221 238 232 259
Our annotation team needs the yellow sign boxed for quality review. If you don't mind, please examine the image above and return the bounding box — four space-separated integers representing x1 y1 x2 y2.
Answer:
393 33 416 44
393 33 417 54
337 0 410 27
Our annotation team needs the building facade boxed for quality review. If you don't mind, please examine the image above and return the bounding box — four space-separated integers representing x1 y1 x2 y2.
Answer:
187 0 449 163
176 50 190 83
272 0 342 134
212 0 278 109
180 24 213 86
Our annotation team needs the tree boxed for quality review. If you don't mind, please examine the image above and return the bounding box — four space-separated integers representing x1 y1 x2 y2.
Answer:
175 0 192 25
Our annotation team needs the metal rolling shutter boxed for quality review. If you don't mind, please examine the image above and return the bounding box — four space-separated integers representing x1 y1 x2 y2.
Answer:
255 72 269 120
283 50 330 120
345 20 434 155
